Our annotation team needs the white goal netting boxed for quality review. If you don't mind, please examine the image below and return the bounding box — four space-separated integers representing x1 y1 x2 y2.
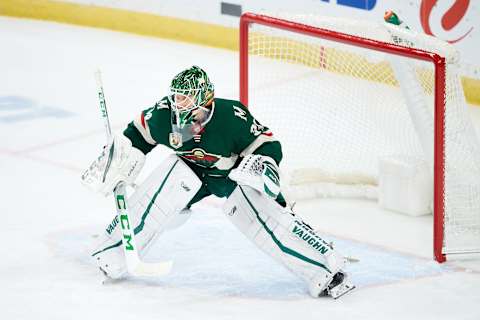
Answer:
244 14 480 256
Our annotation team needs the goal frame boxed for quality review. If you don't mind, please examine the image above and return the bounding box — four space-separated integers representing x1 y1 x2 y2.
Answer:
239 12 447 263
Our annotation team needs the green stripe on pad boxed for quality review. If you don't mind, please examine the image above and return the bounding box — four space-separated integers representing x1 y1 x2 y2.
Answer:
92 160 180 257
239 186 331 274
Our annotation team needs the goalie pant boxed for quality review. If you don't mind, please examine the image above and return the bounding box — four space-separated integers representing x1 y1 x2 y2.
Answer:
90 154 345 297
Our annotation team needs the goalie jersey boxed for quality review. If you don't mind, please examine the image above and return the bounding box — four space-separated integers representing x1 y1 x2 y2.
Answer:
123 97 283 200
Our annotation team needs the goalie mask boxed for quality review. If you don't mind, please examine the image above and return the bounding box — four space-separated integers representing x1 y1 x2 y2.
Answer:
168 66 214 144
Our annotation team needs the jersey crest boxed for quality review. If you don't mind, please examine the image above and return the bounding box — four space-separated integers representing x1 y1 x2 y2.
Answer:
178 148 221 168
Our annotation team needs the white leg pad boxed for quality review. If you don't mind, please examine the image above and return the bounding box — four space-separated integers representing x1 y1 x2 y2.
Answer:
223 185 346 297
91 154 201 278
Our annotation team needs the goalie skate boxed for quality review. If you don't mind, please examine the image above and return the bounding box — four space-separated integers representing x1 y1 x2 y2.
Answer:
322 272 355 299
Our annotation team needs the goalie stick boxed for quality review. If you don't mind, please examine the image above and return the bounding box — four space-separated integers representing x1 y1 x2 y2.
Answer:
94 70 172 277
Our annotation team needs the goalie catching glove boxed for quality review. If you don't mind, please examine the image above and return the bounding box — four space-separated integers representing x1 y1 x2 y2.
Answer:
81 134 145 196
229 154 281 199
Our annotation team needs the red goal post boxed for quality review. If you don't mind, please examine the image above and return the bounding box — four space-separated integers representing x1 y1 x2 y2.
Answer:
239 12 448 262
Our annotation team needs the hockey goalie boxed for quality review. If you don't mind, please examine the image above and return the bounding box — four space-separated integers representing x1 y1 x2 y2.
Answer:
81 65 355 299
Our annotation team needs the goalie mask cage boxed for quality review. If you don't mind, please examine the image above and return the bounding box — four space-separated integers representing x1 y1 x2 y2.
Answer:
239 12 480 262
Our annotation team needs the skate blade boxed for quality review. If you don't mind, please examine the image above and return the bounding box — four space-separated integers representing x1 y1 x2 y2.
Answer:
345 256 360 263
330 283 356 299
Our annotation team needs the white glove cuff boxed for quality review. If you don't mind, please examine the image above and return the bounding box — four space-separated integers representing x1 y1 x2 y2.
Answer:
81 134 146 196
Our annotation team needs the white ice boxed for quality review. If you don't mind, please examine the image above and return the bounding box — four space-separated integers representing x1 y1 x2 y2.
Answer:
1 16 480 320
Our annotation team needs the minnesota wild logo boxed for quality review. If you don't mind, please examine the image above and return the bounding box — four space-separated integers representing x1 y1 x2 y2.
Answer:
178 148 221 168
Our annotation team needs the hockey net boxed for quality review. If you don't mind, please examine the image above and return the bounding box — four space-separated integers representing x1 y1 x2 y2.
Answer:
239 13 480 262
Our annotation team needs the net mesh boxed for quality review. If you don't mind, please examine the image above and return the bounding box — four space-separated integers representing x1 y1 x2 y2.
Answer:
245 14 480 255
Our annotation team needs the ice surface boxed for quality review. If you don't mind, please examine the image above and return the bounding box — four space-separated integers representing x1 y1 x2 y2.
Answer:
1 16 479 320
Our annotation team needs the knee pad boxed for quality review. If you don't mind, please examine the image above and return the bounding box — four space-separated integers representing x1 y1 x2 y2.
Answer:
223 185 345 296
91 155 201 278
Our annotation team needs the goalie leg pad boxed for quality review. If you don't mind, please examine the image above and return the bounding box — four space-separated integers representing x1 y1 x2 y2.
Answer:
223 185 346 297
91 155 201 278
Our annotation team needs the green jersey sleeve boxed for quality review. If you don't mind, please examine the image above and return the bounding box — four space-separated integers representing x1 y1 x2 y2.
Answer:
123 96 172 154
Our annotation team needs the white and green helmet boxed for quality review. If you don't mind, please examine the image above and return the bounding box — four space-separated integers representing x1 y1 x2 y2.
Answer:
169 65 214 128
